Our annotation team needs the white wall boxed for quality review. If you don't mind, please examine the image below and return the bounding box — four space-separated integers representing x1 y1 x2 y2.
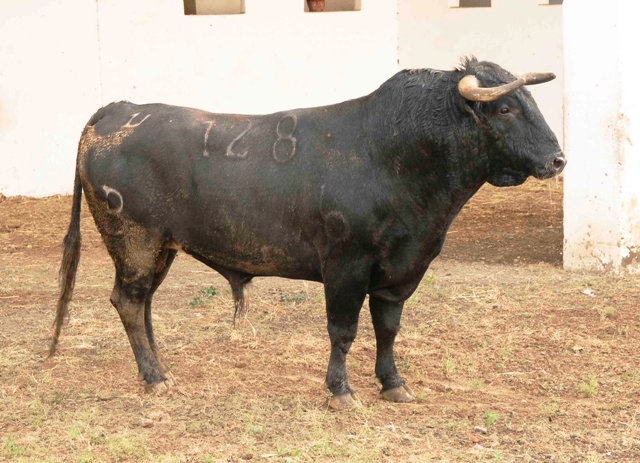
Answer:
97 0 398 115
0 0 101 197
563 0 640 273
0 0 397 197
398 0 564 147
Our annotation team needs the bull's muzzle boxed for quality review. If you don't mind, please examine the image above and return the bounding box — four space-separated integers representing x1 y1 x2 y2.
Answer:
539 152 566 179
551 156 566 173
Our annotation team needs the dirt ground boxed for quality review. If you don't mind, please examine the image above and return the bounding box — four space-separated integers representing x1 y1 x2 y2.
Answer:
1 178 640 462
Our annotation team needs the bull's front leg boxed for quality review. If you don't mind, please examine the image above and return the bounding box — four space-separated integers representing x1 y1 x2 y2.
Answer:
369 295 416 403
323 272 369 410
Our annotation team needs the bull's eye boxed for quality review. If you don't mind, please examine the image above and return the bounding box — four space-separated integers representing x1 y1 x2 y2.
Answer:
499 107 510 115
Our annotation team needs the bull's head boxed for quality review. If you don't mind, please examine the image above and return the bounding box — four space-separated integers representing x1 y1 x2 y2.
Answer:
458 59 565 187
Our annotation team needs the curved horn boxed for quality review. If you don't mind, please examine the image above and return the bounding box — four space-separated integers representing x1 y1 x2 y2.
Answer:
514 72 556 85
458 75 525 103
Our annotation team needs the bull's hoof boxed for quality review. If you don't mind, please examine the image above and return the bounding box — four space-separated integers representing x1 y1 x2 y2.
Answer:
144 379 172 395
328 393 360 410
380 384 416 403
138 371 175 387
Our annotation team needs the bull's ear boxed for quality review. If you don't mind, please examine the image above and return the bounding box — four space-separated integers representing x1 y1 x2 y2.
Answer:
458 75 525 103
514 72 556 86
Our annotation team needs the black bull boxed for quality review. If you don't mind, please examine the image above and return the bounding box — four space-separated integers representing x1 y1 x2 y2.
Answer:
50 58 565 409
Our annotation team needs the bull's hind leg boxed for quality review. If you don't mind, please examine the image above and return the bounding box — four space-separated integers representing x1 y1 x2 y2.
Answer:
104 232 171 393
143 249 177 383
369 296 415 403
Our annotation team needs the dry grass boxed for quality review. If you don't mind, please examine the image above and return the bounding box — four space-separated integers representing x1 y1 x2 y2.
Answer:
2 179 640 462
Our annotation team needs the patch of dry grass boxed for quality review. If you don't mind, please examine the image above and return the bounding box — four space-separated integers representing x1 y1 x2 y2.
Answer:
3 254 640 461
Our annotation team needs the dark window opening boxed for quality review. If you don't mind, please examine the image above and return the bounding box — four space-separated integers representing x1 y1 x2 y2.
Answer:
184 0 245 15
304 0 361 13
451 0 491 8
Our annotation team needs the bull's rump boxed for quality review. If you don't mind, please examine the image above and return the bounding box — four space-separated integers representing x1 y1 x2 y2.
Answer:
78 101 328 279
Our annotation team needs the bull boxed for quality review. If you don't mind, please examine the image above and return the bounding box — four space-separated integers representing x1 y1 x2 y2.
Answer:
50 58 565 409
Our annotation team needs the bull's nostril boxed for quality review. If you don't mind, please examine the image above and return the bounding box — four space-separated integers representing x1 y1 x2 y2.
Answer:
552 157 566 171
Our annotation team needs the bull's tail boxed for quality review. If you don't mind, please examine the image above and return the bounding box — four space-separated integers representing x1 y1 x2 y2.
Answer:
48 167 83 357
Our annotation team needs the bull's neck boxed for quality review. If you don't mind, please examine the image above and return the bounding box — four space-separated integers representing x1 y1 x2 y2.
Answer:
363 70 490 211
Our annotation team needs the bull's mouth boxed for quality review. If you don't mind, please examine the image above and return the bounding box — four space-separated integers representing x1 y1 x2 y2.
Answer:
533 170 560 180
490 155 566 186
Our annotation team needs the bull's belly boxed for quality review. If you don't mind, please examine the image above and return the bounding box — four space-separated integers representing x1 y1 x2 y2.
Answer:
169 225 322 280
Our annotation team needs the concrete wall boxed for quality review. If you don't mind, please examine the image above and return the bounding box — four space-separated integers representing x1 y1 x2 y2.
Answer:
563 0 640 273
0 0 101 197
97 0 397 115
0 0 397 197
398 0 564 148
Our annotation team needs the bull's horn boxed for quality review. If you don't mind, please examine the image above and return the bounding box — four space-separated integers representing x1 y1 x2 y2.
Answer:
514 72 556 85
458 75 525 103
